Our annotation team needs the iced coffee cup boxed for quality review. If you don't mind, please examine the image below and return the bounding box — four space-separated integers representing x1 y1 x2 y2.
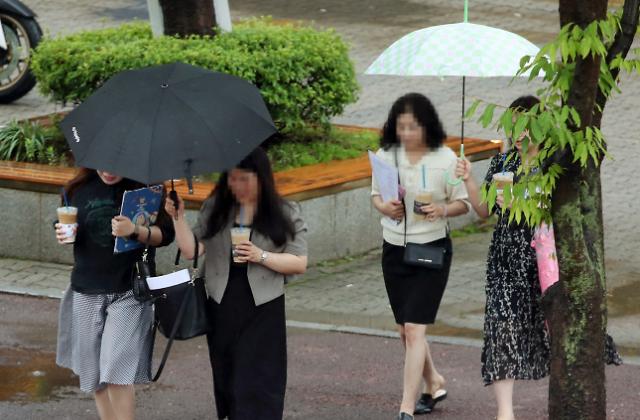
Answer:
413 190 433 220
492 172 514 194
230 227 252 263
57 206 78 243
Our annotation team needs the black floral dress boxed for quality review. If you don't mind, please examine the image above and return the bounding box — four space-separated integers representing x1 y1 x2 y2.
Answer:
480 151 550 385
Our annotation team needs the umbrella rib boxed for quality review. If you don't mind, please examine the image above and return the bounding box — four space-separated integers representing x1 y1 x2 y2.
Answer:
146 90 169 184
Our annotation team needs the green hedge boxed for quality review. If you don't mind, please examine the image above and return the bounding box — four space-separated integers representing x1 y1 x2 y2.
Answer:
31 19 359 132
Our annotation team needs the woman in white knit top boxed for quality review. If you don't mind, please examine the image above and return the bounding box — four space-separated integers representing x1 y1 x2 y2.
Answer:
371 93 470 420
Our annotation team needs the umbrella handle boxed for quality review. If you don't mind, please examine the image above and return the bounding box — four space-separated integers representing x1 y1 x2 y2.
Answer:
169 188 179 219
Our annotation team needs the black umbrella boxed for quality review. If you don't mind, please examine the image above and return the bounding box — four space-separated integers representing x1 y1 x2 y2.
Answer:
60 62 276 191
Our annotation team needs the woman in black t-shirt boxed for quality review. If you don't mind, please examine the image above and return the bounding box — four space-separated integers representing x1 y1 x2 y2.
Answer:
54 168 174 420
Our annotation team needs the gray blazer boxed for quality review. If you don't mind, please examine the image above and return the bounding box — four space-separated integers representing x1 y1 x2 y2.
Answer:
193 196 308 306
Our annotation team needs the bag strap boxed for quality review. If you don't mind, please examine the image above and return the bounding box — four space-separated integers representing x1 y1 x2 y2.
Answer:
151 233 201 382
394 147 408 247
174 233 199 270
394 146 451 242
142 226 152 262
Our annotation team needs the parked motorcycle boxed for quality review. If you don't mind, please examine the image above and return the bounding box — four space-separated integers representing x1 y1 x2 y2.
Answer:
0 0 42 103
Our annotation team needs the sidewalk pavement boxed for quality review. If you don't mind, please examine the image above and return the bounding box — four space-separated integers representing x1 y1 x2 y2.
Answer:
2 228 638 362
2 292 639 419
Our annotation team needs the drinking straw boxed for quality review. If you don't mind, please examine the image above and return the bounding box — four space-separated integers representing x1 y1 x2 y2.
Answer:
501 153 507 175
61 187 69 209
421 164 427 190
239 205 244 230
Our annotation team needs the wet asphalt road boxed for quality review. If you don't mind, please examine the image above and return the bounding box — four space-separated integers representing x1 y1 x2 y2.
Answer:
1 293 639 420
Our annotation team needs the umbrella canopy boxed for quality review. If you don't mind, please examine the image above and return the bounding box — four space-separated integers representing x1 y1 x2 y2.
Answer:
365 22 540 78
60 62 276 187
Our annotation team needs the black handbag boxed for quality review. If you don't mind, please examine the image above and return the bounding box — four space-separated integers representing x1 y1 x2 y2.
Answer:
403 242 446 268
147 234 213 382
154 234 212 341
393 147 448 269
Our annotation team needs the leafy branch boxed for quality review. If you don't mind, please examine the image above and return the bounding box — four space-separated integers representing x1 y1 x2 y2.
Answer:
465 10 634 226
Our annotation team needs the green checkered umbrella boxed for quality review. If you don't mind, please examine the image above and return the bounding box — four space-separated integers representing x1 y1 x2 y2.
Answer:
365 22 539 78
366 1 540 170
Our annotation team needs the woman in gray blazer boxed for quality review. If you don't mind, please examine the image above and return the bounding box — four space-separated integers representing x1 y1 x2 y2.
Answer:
165 147 308 420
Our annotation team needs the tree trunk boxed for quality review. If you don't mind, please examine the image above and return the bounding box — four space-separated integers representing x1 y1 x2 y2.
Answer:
547 1 609 419
159 0 216 37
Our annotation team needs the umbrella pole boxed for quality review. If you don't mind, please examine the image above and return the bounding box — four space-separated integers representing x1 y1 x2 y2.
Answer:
445 76 466 186
460 75 466 158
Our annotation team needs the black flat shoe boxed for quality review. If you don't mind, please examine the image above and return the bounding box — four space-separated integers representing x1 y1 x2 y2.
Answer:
397 413 414 420
420 389 448 412
414 393 433 415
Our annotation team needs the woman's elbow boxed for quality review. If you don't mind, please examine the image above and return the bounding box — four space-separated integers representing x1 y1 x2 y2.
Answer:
293 256 308 275
476 206 491 219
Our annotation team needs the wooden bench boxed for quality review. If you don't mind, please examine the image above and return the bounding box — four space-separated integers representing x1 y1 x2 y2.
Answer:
0 126 502 207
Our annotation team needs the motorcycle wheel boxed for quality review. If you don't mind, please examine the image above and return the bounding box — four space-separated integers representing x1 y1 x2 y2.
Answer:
0 13 42 103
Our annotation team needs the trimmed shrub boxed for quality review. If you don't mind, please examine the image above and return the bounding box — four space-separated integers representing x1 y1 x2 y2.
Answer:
31 19 359 132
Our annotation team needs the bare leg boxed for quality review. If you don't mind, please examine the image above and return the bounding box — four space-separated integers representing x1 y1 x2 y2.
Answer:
493 379 515 420
107 384 136 420
95 387 117 420
421 337 446 393
399 323 427 414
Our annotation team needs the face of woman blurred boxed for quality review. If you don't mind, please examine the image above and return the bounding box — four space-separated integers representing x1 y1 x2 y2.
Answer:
228 168 259 205
513 129 539 156
96 170 123 185
396 112 426 150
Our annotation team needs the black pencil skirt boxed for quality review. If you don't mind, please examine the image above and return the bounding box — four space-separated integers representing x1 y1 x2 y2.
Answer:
381 237 453 325
206 263 287 420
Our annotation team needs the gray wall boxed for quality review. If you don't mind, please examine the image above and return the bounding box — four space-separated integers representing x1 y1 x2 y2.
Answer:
0 158 489 272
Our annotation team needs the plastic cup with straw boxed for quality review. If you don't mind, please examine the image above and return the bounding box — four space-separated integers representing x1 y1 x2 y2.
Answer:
57 187 78 243
414 164 433 218
493 153 513 194
231 205 251 263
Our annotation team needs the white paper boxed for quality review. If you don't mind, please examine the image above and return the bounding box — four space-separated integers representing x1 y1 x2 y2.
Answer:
368 150 399 202
146 269 191 290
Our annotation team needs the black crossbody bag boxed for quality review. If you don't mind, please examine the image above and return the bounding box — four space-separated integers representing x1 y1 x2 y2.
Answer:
393 147 447 269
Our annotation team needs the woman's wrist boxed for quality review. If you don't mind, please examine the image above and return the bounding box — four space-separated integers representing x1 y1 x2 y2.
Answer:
442 204 448 218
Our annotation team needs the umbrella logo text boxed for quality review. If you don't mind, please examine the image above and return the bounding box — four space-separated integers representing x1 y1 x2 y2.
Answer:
72 127 81 143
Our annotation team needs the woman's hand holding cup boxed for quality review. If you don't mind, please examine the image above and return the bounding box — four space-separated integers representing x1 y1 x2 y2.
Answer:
421 204 444 221
55 223 76 245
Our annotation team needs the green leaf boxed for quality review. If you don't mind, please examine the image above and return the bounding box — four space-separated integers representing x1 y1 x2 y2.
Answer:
579 36 592 58
569 107 581 127
530 118 543 143
465 99 481 119
479 103 497 128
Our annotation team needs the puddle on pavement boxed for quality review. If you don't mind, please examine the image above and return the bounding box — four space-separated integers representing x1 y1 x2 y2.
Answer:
608 280 640 317
0 347 77 403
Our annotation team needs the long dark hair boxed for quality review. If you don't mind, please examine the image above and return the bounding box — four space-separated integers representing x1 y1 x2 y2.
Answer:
202 147 295 247
380 93 447 150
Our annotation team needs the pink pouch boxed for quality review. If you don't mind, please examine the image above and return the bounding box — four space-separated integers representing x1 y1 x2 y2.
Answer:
531 222 559 295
